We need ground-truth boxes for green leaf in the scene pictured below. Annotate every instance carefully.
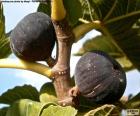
[6,99,56,116]
[76,0,140,70]
[0,3,11,58]
[84,104,120,116]
[39,82,57,104]
[78,0,95,21]
[37,1,82,27]
[37,2,51,16]
[126,92,140,108]
[75,35,134,71]
[0,107,8,116]
[63,0,82,26]
[112,28,140,71]
[75,36,121,57]
[41,105,77,116]
[77,96,99,116]
[0,85,39,105]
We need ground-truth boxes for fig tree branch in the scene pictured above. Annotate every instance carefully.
[50,0,77,106]
[0,58,53,79]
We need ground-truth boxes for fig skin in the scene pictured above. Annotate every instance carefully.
[74,51,126,104]
[10,12,56,61]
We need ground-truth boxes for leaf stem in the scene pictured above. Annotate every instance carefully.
[103,0,118,21]
[105,10,140,24]
[86,0,94,21]
[0,58,52,79]
[73,20,101,42]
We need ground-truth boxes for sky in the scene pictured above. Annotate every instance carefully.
[0,2,140,101]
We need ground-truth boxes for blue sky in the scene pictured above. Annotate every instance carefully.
[0,2,140,99]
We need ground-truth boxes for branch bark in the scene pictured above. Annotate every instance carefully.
[52,18,76,106]
[50,0,79,107]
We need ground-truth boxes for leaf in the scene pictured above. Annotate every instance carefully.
[37,0,82,27]
[114,28,140,71]
[126,92,140,108]
[37,2,51,16]
[0,85,39,105]
[77,96,99,116]
[0,3,11,58]
[79,0,96,21]
[76,0,140,70]
[63,0,82,26]
[75,36,121,57]
[6,99,56,116]
[75,35,134,71]
[41,105,77,116]
[0,107,8,116]
[84,104,120,116]
[39,82,57,104]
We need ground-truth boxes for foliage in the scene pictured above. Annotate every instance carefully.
[0,3,11,58]
[0,0,140,116]
[0,85,39,105]
[74,35,134,71]
[0,84,139,115]
[0,84,77,116]
[76,0,140,71]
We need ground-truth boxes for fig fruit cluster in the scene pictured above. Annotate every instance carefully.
[74,51,126,103]
[10,12,56,61]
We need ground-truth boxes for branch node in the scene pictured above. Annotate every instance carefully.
[52,66,70,78]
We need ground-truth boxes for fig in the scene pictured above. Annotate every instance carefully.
[74,51,126,104]
[10,12,56,61]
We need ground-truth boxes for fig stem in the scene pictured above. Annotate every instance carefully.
[0,58,53,78]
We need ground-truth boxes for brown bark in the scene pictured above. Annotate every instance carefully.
[52,18,77,106]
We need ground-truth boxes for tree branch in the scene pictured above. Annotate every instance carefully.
[52,18,75,106]
[0,58,53,79]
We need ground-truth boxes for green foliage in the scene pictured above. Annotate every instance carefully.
[0,1,140,116]
[38,0,82,27]
[0,107,8,116]
[39,82,57,103]
[0,3,11,58]
[6,99,55,116]
[0,85,39,105]
[41,105,77,116]
[84,104,120,116]
[63,0,82,26]
[0,84,139,116]
[37,2,51,16]
[0,85,77,116]
[126,92,140,108]
[75,35,134,71]
[75,0,140,71]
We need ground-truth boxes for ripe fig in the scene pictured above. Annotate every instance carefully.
[74,51,126,104]
[10,12,56,61]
